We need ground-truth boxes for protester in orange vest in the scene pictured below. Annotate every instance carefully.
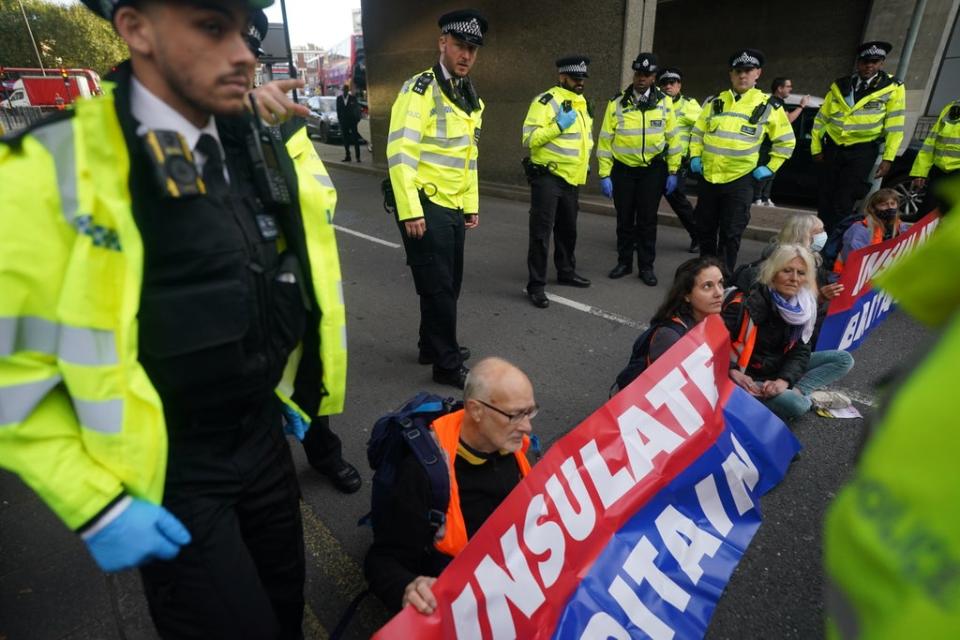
[835,188,909,273]
[364,357,536,614]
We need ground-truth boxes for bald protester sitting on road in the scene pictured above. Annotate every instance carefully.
[364,358,537,614]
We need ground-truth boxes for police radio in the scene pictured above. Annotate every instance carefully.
[246,94,292,208]
[142,130,204,198]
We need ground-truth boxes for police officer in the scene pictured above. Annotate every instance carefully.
[521,55,594,309]
[812,41,906,232]
[386,9,487,389]
[689,49,796,273]
[599,52,682,286]
[910,98,959,217]
[0,1,347,637]
[658,66,701,253]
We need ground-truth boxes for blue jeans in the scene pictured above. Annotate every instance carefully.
[763,350,855,421]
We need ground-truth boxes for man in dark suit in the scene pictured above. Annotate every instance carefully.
[336,83,362,162]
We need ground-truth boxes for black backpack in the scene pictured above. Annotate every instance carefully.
[821,213,865,271]
[358,391,462,532]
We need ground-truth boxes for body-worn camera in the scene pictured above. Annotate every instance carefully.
[142,130,204,198]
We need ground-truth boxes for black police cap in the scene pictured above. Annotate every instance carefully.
[858,41,892,60]
[632,53,658,74]
[81,0,274,20]
[556,55,590,78]
[438,9,488,46]
[657,67,683,83]
[729,48,764,69]
[246,9,268,57]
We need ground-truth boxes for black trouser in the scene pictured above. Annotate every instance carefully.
[342,120,360,159]
[664,165,698,241]
[398,194,465,371]
[919,165,957,217]
[612,159,668,270]
[695,173,754,274]
[817,137,880,233]
[527,173,579,292]
[300,415,342,471]
[753,176,773,201]
[141,399,305,640]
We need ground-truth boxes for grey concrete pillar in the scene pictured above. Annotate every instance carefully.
[620,0,658,87]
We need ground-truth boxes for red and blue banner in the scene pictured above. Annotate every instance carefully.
[816,213,940,352]
[373,316,800,639]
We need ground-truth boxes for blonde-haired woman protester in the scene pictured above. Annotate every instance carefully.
[834,188,909,273]
[724,244,854,421]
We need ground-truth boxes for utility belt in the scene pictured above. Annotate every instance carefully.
[521,156,556,184]
[163,391,278,434]
[612,154,666,175]
[824,134,881,151]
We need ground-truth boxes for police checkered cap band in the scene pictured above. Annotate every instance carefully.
[860,45,887,57]
[558,62,588,75]
[732,52,760,67]
[659,71,681,81]
[442,18,483,38]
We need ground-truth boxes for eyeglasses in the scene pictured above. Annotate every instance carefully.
[474,399,539,424]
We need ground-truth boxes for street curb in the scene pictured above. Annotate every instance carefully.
[322,159,812,243]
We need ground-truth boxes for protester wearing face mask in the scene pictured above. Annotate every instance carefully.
[835,188,909,273]
[724,244,854,421]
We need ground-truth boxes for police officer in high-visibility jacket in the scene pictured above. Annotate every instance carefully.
[658,66,702,253]
[387,9,486,389]
[599,53,681,286]
[689,49,795,273]
[521,55,594,309]
[910,98,959,217]
[812,41,906,232]
[0,1,348,637]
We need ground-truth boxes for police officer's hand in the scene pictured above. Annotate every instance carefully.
[248,79,310,125]
[555,109,577,131]
[464,214,479,229]
[84,498,191,572]
[600,177,613,199]
[664,174,678,195]
[404,218,427,239]
[752,165,774,181]
[689,157,703,175]
[911,176,926,190]
[402,575,438,615]
[874,160,892,179]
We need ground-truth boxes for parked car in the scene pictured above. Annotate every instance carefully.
[305,95,341,143]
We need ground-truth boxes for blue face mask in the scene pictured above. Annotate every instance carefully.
[810,231,828,252]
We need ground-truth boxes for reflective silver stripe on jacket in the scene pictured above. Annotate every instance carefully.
[30,119,79,227]
[885,109,905,118]
[431,79,447,138]
[703,143,761,157]
[313,173,335,189]
[468,159,478,170]
[543,142,580,157]
[388,152,419,170]
[0,376,62,425]
[0,317,117,366]
[612,144,664,156]
[709,129,761,143]
[73,397,123,434]
[388,127,422,144]
[422,134,471,148]
[546,97,562,117]
[556,132,581,141]
[935,148,960,159]
[936,135,960,145]
[596,149,613,158]
[420,151,466,168]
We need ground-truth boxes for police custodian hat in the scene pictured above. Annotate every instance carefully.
[632,53,659,74]
[81,0,274,19]
[657,67,683,83]
[858,41,893,60]
[729,48,765,69]
[556,55,590,78]
[438,9,488,46]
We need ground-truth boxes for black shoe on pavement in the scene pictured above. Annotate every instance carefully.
[688,238,700,253]
[315,458,362,494]
[342,156,352,162]
[528,290,549,308]
[557,273,591,288]
[639,269,658,286]
[418,346,471,365]
[608,263,632,279]
[433,365,469,389]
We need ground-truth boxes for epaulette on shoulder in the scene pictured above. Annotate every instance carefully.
[412,72,434,96]
[538,92,553,105]
[768,96,784,109]
[1,109,75,149]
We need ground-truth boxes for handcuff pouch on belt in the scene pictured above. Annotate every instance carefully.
[521,156,556,184]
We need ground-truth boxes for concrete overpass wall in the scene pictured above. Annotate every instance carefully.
[362,0,628,187]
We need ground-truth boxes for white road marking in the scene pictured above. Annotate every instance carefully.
[333,224,401,249]
[543,291,646,329]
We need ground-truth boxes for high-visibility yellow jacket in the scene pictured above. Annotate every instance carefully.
[689,87,796,184]
[387,67,483,221]
[597,86,681,178]
[811,72,906,162]
[910,100,960,177]
[669,94,702,157]
[0,84,346,532]
[521,85,593,186]
[824,185,960,639]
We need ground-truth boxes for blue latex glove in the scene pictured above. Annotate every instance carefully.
[690,157,703,175]
[752,165,774,181]
[665,174,678,195]
[600,177,613,199]
[281,404,311,441]
[84,498,191,572]
[555,109,577,131]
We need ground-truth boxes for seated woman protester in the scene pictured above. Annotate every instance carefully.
[723,244,854,421]
[834,188,910,274]
[613,257,725,392]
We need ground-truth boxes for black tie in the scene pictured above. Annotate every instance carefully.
[196,133,228,197]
